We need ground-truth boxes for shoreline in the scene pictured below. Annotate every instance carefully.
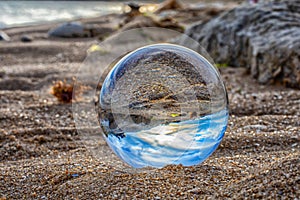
[0,0,126,30]
[1,0,242,31]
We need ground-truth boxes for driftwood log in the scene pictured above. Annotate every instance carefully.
[181,0,300,88]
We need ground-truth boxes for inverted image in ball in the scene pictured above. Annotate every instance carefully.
[99,43,228,168]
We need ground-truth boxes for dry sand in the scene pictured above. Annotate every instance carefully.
[0,4,299,199]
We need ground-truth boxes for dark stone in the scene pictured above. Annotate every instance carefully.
[48,22,114,39]
[0,70,5,78]
[181,0,300,88]
[48,22,89,38]
[21,35,33,42]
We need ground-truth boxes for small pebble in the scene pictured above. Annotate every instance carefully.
[21,35,33,42]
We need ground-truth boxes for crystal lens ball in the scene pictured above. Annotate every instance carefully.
[99,43,229,168]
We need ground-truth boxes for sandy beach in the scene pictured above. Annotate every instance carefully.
[0,1,299,199]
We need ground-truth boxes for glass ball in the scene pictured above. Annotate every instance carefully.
[99,43,228,168]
